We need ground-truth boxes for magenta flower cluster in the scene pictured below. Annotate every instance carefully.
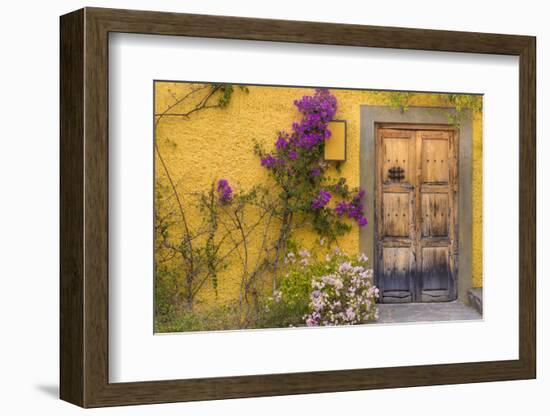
[260,154,281,168]
[311,190,332,209]
[216,179,233,204]
[260,88,337,169]
[259,88,368,232]
[292,88,337,150]
[335,190,368,227]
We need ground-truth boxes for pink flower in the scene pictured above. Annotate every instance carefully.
[306,317,317,327]
[345,308,356,320]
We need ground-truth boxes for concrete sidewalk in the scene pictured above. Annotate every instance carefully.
[375,301,482,324]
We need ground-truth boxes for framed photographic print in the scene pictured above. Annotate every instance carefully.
[60,7,536,408]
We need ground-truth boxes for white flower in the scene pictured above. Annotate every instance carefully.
[305,252,379,327]
[357,253,369,263]
[352,266,364,275]
[338,262,352,273]
[285,252,295,263]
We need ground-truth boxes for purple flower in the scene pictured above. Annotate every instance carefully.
[311,190,332,209]
[334,189,368,226]
[289,89,338,150]
[310,167,321,177]
[259,89,338,174]
[276,136,289,150]
[294,88,337,122]
[347,204,363,219]
[217,179,233,204]
[353,189,365,203]
[260,154,278,168]
[335,201,349,216]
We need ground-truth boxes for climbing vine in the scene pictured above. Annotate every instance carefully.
[374,90,482,126]
[255,88,367,290]
[155,85,372,330]
[154,83,250,316]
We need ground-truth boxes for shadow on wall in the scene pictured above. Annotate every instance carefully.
[34,384,58,399]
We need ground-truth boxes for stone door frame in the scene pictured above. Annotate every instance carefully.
[360,105,473,302]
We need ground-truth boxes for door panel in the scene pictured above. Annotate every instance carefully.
[376,129,417,302]
[375,125,458,303]
[420,247,451,302]
[382,132,415,184]
[381,247,412,303]
[421,193,449,237]
[382,193,411,237]
[421,137,449,183]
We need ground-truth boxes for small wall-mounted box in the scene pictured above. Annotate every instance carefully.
[324,120,347,162]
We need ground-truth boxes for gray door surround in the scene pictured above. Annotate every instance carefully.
[359,105,473,303]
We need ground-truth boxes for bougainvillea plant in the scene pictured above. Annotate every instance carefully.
[216,179,233,204]
[255,88,368,245]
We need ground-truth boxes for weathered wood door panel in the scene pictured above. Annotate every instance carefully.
[376,129,416,303]
[375,125,458,303]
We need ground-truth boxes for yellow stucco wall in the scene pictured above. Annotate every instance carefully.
[471,110,483,288]
[155,83,483,306]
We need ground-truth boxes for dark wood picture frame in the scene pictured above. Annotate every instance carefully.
[60,7,536,408]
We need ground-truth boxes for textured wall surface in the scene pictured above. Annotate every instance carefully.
[154,82,483,306]
[471,110,483,288]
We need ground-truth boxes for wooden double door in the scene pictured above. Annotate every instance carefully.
[375,124,458,303]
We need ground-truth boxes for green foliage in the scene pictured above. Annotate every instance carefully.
[154,263,181,320]
[376,91,413,112]
[216,84,249,108]
[154,87,373,331]
[154,82,251,317]
[257,247,379,328]
[155,177,280,326]
[156,246,379,331]
[376,91,482,126]
[443,94,483,126]
[154,181,231,315]
[254,89,365,251]
[256,265,312,328]
[155,301,243,333]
